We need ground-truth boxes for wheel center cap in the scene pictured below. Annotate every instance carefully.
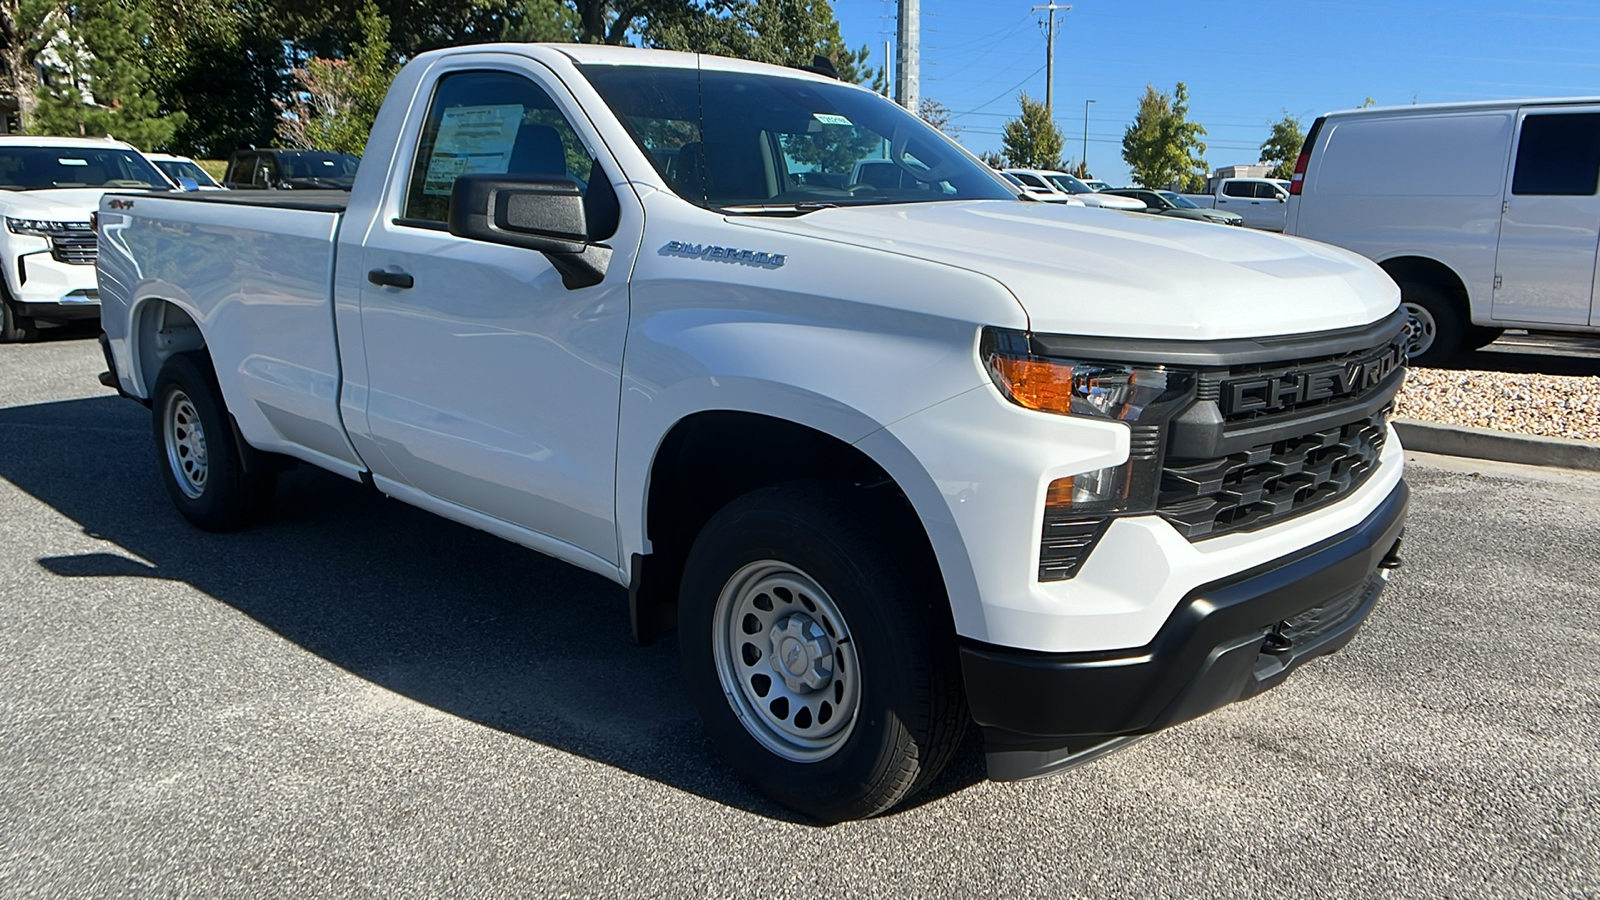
[781,638,808,676]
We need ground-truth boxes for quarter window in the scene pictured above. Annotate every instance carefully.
[1222,181,1252,197]
[404,70,595,223]
[1512,112,1600,196]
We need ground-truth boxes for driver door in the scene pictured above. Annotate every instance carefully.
[351,59,641,566]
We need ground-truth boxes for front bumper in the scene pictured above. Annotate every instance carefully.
[964,478,1408,780]
[7,248,99,322]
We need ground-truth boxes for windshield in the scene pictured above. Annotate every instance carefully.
[1158,190,1201,209]
[278,151,359,180]
[580,64,1015,211]
[1044,173,1093,194]
[154,159,219,187]
[0,146,169,191]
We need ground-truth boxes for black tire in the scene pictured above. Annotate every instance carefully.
[679,480,966,822]
[1398,282,1464,366]
[1,298,39,343]
[152,352,275,531]
[1465,325,1505,352]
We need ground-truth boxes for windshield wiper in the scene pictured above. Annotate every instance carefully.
[719,201,840,216]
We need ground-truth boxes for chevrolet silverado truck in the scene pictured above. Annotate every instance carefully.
[0,135,173,341]
[97,44,1409,822]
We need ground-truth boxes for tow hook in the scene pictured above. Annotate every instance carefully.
[1262,624,1293,655]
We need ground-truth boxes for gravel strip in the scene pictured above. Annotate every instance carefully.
[1396,367,1600,441]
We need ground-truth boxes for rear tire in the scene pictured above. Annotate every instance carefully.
[679,481,966,822]
[1464,325,1505,352]
[1,298,38,343]
[1398,282,1463,366]
[152,352,276,531]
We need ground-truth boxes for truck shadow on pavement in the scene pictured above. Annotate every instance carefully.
[1,394,984,823]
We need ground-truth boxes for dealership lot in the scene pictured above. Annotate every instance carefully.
[1,334,1596,898]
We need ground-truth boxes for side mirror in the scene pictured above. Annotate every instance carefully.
[1277,194,1287,203]
[175,176,200,192]
[448,174,611,290]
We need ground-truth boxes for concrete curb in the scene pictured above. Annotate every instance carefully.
[1393,418,1600,472]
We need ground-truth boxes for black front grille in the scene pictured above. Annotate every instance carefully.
[50,233,98,265]
[1039,517,1109,582]
[1157,411,1388,540]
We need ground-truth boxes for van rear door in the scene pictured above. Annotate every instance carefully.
[1493,108,1600,326]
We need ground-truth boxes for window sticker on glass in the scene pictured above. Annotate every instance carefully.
[58,158,89,166]
[813,113,852,127]
[422,104,525,196]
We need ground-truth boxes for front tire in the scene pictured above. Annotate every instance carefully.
[152,353,275,531]
[1,298,38,343]
[679,481,966,822]
[1399,282,1463,366]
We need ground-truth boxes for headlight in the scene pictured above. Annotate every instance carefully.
[983,327,1196,519]
[6,218,87,236]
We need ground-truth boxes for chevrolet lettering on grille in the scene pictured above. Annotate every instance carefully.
[1220,340,1406,416]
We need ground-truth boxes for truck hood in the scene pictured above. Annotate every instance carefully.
[0,187,153,220]
[736,200,1396,340]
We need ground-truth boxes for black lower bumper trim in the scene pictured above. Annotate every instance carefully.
[963,478,1408,774]
[16,301,100,321]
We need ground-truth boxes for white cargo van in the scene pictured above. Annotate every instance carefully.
[1285,98,1600,364]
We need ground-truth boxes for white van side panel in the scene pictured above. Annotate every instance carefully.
[1294,111,1515,324]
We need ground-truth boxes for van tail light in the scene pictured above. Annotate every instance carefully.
[1289,116,1326,196]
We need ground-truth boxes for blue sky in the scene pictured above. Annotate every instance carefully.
[833,0,1600,186]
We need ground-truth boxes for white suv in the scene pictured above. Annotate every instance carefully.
[1004,168,1145,209]
[0,136,171,341]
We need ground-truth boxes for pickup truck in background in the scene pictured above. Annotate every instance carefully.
[97,44,1409,822]
[1182,177,1291,231]
[222,149,360,190]
[0,135,174,341]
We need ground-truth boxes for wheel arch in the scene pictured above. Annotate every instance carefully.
[628,406,978,646]
[1375,255,1472,319]
[128,293,208,399]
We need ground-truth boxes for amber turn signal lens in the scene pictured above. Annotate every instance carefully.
[989,355,1077,414]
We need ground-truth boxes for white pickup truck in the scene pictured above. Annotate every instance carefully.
[1182,177,1292,231]
[97,44,1409,821]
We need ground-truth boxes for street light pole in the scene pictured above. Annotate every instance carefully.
[1083,99,1096,176]
[1030,3,1071,116]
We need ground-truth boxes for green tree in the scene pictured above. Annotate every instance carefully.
[31,0,183,149]
[1,0,55,131]
[1001,92,1063,169]
[1258,111,1305,181]
[148,0,285,157]
[1120,81,1207,190]
[919,96,959,138]
[276,0,396,155]
[500,0,581,41]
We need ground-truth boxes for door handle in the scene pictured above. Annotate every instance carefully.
[367,268,414,289]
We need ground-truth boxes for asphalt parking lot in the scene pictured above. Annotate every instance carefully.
[2,331,1597,898]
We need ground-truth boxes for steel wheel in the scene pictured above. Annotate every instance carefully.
[163,388,209,499]
[712,560,861,763]
[1401,300,1438,360]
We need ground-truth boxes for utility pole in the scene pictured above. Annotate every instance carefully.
[1083,98,1096,176]
[896,0,920,113]
[884,40,892,97]
[1031,3,1071,116]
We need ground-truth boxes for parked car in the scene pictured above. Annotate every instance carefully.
[145,153,224,190]
[1000,172,1085,204]
[1181,177,1289,231]
[1003,168,1145,209]
[1102,188,1245,225]
[98,43,1408,822]
[1082,178,1112,191]
[0,135,171,341]
[1286,98,1600,364]
[223,149,359,190]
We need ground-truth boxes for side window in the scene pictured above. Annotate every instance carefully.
[1015,173,1046,188]
[404,69,596,223]
[1512,112,1600,196]
[1222,181,1252,197]
[1254,181,1280,199]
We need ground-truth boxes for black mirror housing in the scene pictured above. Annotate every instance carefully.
[448,174,611,289]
